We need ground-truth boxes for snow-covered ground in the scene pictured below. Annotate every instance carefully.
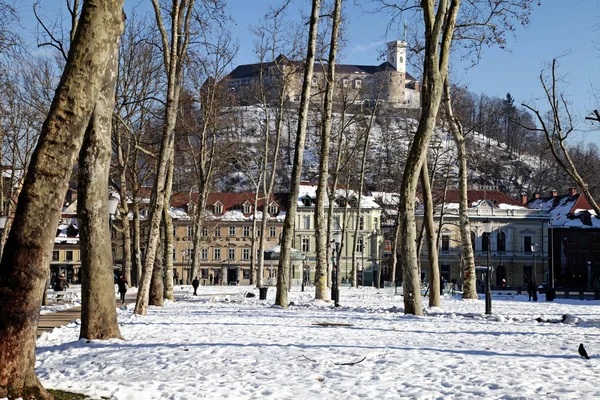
[34,286,600,399]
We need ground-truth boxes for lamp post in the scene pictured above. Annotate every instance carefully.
[108,195,119,270]
[531,243,538,301]
[587,260,592,289]
[331,231,342,307]
[482,218,493,314]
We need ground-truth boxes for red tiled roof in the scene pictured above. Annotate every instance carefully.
[170,192,288,212]
[439,190,522,207]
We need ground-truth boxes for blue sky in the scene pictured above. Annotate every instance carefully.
[20,1,600,144]
[224,0,600,144]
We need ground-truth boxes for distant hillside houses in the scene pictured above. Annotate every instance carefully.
[226,40,421,108]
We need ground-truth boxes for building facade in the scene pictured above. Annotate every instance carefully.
[528,188,600,290]
[294,183,382,285]
[416,190,551,291]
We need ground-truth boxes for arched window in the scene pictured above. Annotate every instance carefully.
[496,231,506,252]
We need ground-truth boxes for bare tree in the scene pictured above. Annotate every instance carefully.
[78,18,124,339]
[0,0,124,397]
[314,0,342,300]
[522,59,600,216]
[275,0,322,307]
[135,0,196,315]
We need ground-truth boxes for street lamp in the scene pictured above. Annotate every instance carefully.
[531,243,539,301]
[331,231,342,307]
[482,218,493,314]
[588,260,592,289]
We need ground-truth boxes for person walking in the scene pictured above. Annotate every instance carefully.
[117,275,128,305]
[527,279,535,301]
[192,277,200,296]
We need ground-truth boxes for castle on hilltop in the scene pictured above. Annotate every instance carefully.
[226,40,421,108]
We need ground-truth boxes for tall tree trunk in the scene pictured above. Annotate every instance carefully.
[163,194,175,300]
[350,93,381,288]
[0,1,124,397]
[135,0,193,315]
[275,0,322,307]
[443,81,477,299]
[160,149,175,301]
[397,0,459,316]
[78,17,124,340]
[420,161,440,307]
[149,236,164,306]
[133,202,142,287]
[314,0,342,300]
[116,126,132,285]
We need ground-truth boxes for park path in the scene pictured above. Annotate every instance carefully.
[36,289,241,337]
[37,296,135,337]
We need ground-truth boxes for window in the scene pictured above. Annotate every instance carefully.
[441,235,450,252]
[270,226,277,238]
[471,231,476,252]
[581,235,589,245]
[524,236,532,252]
[567,235,574,244]
[173,226,177,237]
[301,237,310,252]
[214,248,221,260]
[66,251,73,261]
[342,78,349,88]
[257,229,261,237]
[497,231,506,252]
[214,226,221,237]
[243,269,250,279]
[303,216,310,230]
[201,268,208,279]
[214,204,223,214]
[359,216,364,230]
[242,248,250,260]
[334,216,341,230]
[243,203,252,214]
[268,204,278,215]
[229,226,236,237]
[243,226,251,237]
[356,236,364,253]
[302,196,312,206]
[201,248,208,260]
[184,248,192,260]
[311,77,317,86]
[187,226,193,237]
[373,218,379,231]
[173,248,176,260]
[354,79,362,88]
[52,251,59,261]
[482,233,491,251]
[201,227,208,237]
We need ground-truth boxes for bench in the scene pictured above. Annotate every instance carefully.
[490,290,518,298]
[47,289,79,303]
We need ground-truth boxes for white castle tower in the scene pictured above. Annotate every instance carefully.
[386,40,406,74]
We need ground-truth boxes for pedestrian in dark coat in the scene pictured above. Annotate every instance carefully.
[527,279,535,301]
[55,273,68,291]
[117,275,128,304]
[192,277,200,296]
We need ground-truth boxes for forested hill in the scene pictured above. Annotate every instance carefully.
[198,92,600,202]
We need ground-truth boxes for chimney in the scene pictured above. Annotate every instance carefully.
[521,194,528,205]
[568,187,577,197]
[551,190,558,197]
[535,193,540,199]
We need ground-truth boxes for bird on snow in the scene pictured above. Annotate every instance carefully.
[578,343,590,359]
